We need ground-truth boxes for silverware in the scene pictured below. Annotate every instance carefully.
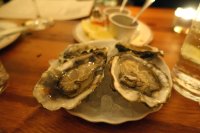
[132,0,155,24]
[0,18,54,40]
[120,0,128,12]
[0,26,27,40]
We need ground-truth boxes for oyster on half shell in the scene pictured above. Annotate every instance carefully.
[110,52,171,107]
[33,44,109,111]
[115,43,164,59]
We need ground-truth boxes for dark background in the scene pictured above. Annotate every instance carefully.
[2,0,199,8]
[123,0,199,8]
[3,0,200,8]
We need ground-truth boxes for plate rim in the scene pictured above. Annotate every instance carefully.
[73,19,154,46]
[0,21,21,50]
[65,40,172,124]
[68,105,162,125]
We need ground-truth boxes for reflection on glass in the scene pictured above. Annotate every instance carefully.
[173,7,196,34]
[172,4,200,102]
[0,61,9,94]
[24,0,54,31]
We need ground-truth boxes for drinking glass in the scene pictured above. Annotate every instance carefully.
[172,3,200,103]
[0,61,9,94]
[95,0,118,7]
[103,0,118,7]
[25,0,54,31]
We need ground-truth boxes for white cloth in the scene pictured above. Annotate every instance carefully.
[0,0,94,20]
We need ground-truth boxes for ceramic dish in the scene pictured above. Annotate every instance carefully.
[73,20,153,46]
[65,40,172,124]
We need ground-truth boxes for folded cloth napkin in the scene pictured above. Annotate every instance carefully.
[0,0,94,20]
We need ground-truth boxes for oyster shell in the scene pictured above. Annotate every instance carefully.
[110,52,171,107]
[33,43,109,110]
[33,40,171,112]
[115,43,164,59]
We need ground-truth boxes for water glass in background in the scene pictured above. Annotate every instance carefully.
[0,0,3,6]
[103,7,131,17]
[95,0,118,7]
[173,7,195,34]
[103,0,118,6]
[172,3,200,103]
[0,61,9,94]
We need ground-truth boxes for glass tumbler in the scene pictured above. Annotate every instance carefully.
[0,61,9,94]
[172,3,200,103]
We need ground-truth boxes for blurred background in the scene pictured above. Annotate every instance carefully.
[127,0,199,8]
[1,0,199,9]
[98,0,199,8]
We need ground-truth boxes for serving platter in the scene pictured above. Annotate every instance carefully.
[66,40,172,124]
[33,40,172,124]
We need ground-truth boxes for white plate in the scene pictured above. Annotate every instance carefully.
[73,20,153,46]
[67,40,172,124]
[0,21,21,50]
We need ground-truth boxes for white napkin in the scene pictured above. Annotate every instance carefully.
[0,0,94,20]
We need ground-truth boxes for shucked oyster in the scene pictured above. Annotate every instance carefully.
[110,52,171,107]
[34,40,171,112]
[115,43,164,59]
[33,44,108,110]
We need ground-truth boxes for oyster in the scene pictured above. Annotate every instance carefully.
[115,43,164,59]
[110,52,171,107]
[33,41,171,112]
[33,44,108,110]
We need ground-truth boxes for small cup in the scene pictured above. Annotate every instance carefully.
[103,7,132,27]
[108,13,138,43]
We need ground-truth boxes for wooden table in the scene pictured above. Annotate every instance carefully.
[0,7,199,133]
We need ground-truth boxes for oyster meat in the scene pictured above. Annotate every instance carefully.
[110,52,171,107]
[33,44,108,110]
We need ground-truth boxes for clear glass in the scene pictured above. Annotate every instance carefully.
[0,0,3,6]
[0,61,9,94]
[173,16,192,34]
[172,7,196,34]
[95,0,118,7]
[172,3,200,103]
[24,0,54,31]
[103,0,118,7]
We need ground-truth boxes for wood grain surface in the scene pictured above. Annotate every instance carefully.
[0,7,199,133]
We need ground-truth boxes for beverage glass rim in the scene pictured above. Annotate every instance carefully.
[103,7,131,16]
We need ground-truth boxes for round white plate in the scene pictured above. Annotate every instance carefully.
[73,20,153,46]
[66,40,172,124]
[0,21,21,50]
